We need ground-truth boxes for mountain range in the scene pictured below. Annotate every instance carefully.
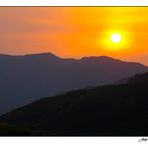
[0,52,148,114]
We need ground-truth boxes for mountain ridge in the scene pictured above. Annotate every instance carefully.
[0,52,148,69]
[0,52,147,67]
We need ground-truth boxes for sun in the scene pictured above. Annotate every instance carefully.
[98,30,129,51]
[110,33,122,43]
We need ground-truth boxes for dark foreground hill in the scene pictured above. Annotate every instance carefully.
[0,52,148,114]
[1,72,148,136]
[0,122,40,136]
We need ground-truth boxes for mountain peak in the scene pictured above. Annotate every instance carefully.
[0,52,60,59]
[24,52,60,59]
[80,55,117,62]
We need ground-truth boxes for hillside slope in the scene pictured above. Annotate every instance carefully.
[1,73,148,136]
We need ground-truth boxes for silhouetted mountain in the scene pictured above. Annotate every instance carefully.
[1,72,148,136]
[0,52,147,114]
[111,72,148,85]
[128,72,148,84]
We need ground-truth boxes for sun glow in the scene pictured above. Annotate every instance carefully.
[110,33,122,43]
[98,30,129,52]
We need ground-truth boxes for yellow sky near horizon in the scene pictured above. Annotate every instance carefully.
[0,7,148,65]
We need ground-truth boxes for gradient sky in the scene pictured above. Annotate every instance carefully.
[0,7,148,65]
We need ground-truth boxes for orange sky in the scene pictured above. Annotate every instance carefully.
[0,7,148,65]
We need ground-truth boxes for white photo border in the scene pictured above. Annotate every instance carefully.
[0,0,148,6]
